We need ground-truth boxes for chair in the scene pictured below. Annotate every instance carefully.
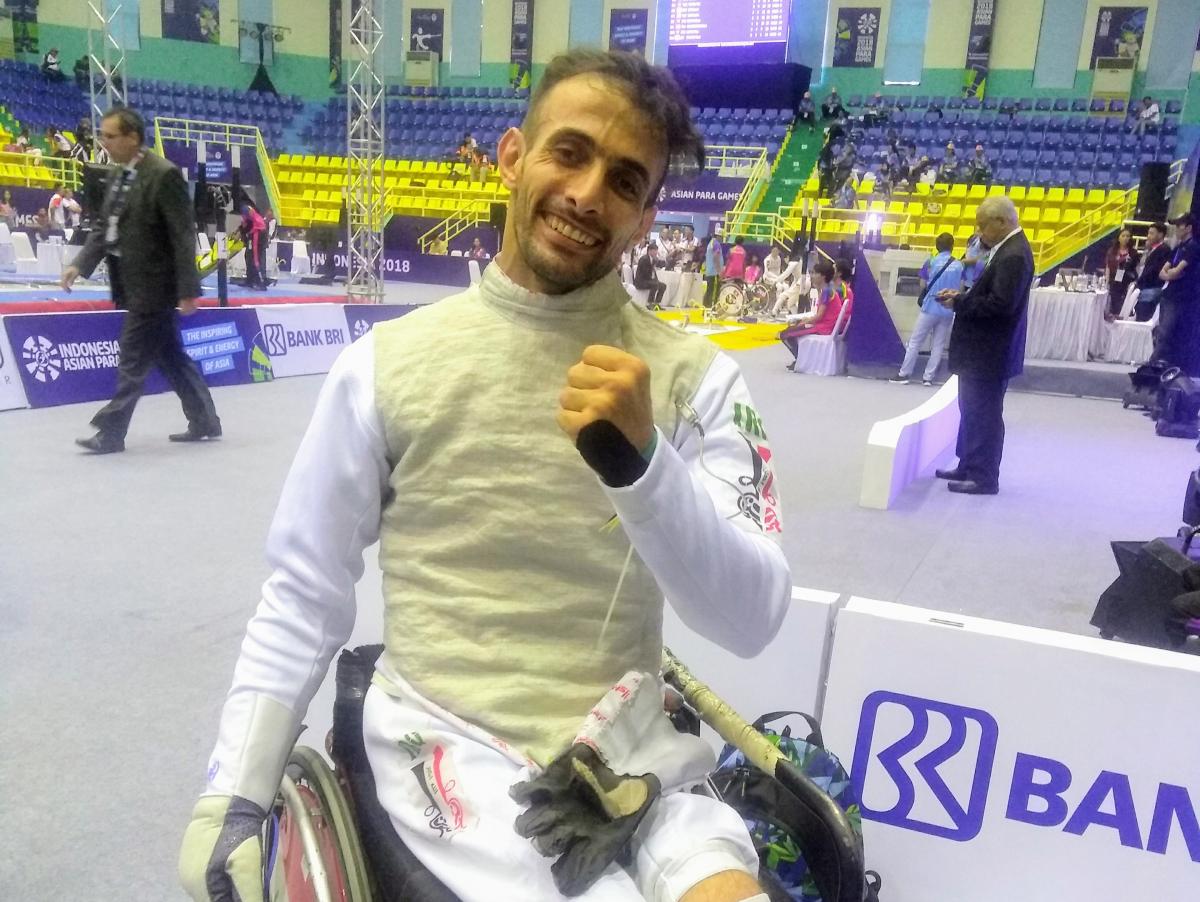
[468,259,482,285]
[0,222,14,268]
[1106,303,1157,365]
[791,297,852,376]
[11,231,38,274]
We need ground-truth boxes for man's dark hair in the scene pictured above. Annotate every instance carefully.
[1150,221,1167,236]
[936,231,954,253]
[835,257,854,280]
[813,259,835,282]
[734,236,744,245]
[523,49,705,200]
[102,107,145,143]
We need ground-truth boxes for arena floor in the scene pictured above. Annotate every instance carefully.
[2,340,1196,899]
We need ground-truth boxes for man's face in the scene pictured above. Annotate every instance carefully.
[1148,227,1163,244]
[1177,222,1193,244]
[976,211,1011,248]
[99,117,140,164]
[496,74,666,295]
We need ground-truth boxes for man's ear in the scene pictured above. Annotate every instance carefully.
[497,127,525,192]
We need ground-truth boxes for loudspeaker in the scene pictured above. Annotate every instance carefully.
[1137,162,1170,220]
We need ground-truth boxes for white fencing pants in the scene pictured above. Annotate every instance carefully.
[362,680,760,902]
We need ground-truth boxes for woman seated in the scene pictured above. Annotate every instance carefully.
[779,260,845,371]
[743,254,762,285]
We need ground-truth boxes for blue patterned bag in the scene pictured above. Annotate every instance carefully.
[712,711,881,902]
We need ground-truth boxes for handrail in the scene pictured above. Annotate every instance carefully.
[417,205,488,253]
[0,149,81,188]
[153,116,280,215]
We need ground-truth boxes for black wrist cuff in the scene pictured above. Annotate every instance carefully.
[576,420,649,488]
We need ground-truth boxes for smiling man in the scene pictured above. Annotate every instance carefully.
[181,50,789,902]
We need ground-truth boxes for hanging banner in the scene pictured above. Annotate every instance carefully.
[833,7,881,68]
[609,8,648,58]
[4,0,38,54]
[962,0,995,99]
[409,8,444,57]
[329,0,342,88]
[1089,7,1146,69]
[509,0,534,90]
[161,0,219,44]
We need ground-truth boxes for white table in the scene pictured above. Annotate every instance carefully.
[657,269,698,308]
[1024,287,1108,362]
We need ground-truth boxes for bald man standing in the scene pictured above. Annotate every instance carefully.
[935,197,1033,495]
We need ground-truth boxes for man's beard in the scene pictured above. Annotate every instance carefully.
[513,190,617,293]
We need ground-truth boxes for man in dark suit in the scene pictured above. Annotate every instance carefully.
[934,196,1033,495]
[63,107,221,454]
[633,242,667,307]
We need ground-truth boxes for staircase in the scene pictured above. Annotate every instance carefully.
[755,123,823,216]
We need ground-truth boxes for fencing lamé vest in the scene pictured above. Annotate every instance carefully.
[371,264,717,764]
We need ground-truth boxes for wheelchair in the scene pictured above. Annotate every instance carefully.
[712,279,773,320]
[265,645,870,902]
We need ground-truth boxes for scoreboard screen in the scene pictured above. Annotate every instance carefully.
[668,0,791,49]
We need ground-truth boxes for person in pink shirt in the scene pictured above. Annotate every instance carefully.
[238,202,268,290]
[722,235,747,280]
[743,254,762,284]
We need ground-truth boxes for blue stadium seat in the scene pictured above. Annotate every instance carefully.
[1089,99,1107,113]
[1015,166,1034,183]
[1065,115,1086,133]
[1043,132,1062,150]
[1165,99,1183,115]
[912,96,929,109]
[1163,116,1178,135]
[1108,99,1125,114]
[1070,98,1089,113]
[946,96,963,110]
[1076,150,1096,167]
[1084,117,1104,135]
[1034,98,1052,112]
[1018,98,1033,111]
[1052,98,1070,113]
[963,97,981,110]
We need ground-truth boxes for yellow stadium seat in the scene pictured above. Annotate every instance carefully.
[963,204,978,223]
[987,185,1006,197]
[301,171,317,185]
[1046,187,1065,204]
[1086,189,1106,205]
[887,201,904,215]
[1027,186,1045,203]
[1065,188,1085,205]
[315,155,330,170]
[315,173,331,186]
[1042,208,1062,226]
[949,184,968,200]
[1106,189,1125,203]
[917,222,935,237]
[330,174,347,187]
[882,222,900,239]
[955,224,974,241]
[384,176,399,189]
[1009,186,1027,202]
[1036,228,1054,244]
[905,202,923,216]
[868,200,885,213]
[1024,208,1041,225]
[1063,209,1082,223]
[302,188,316,201]
[944,204,962,222]
[301,154,316,168]
[383,159,399,171]
[967,184,986,200]
[914,182,932,197]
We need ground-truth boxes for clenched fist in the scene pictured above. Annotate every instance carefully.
[556,345,654,453]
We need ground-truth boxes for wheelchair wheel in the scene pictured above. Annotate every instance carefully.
[714,282,745,318]
[267,745,374,902]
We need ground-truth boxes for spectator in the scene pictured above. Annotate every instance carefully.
[0,189,16,229]
[722,235,747,280]
[48,185,81,230]
[428,233,448,256]
[1135,221,1171,322]
[939,142,959,182]
[1104,228,1140,319]
[833,257,855,313]
[863,92,887,128]
[676,223,700,271]
[821,87,846,120]
[470,147,492,182]
[1131,96,1160,136]
[892,232,963,385]
[49,127,72,158]
[1153,212,1199,370]
[462,131,477,152]
[633,243,667,307]
[968,144,991,184]
[468,236,490,260]
[797,91,817,131]
[779,259,844,370]
[703,233,723,306]
[238,202,268,290]
[874,162,893,199]
[73,56,90,91]
[32,209,52,244]
[41,47,64,82]
[833,141,857,185]
[744,254,762,284]
[14,127,30,151]
[834,175,857,209]
[914,155,937,185]
[762,245,784,289]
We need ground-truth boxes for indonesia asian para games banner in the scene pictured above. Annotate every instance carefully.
[509,0,534,90]
[833,7,880,68]
[161,0,219,44]
[1090,7,1146,69]
[962,0,995,99]
[609,8,648,58]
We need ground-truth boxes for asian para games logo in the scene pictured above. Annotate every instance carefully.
[22,335,62,382]
[732,402,781,533]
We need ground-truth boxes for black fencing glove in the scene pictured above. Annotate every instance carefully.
[511,744,661,896]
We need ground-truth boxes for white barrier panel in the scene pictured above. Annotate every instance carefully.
[820,597,1200,902]
[860,376,960,510]
[254,303,351,378]
[664,586,841,752]
[0,321,30,410]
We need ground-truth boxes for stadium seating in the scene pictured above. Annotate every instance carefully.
[834,94,1179,191]
[0,59,88,133]
[126,78,299,148]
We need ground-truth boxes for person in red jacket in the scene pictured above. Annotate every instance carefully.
[238,202,268,290]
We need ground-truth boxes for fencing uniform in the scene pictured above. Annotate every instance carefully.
[202,264,791,900]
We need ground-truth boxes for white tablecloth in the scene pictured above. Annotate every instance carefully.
[1024,288,1108,362]
[658,269,698,308]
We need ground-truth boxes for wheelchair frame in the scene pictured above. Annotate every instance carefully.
[266,645,869,902]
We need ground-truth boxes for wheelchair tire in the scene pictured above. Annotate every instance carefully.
[285,745,375,902]
[715,283,745,318]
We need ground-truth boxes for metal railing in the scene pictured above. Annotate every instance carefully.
[153,117,281,216]
[418,205,489,254]
[1029,189,1138,272]
[0,150,81,189]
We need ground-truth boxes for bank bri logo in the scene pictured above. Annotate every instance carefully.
[851,691,998,841]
